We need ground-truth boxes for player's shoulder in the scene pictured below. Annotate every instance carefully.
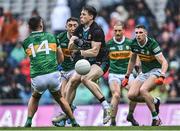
[125,37,133,43]
[90,22,103,32]
[107,38,114,45]
[148,37,158,43]
[23,36,29,43]
[131,38,137,44]
[45,32,55,37]
[23,34,32,46]
[44,32,56,41]
[147,37,159,47]
[56,31,67,39]
[76,24,84,31]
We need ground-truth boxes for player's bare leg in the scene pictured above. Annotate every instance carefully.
[126,101,139,126]
[81,64,104,99]
[81,64,111,124]
[139,76,161,126]
[65,73,81,105]
[52,73,81,126]
[126,82,139,126]
[128,79,143,101]
[60,80,68,98]
[109,80,120,126]
[51,91,79,127]
[24,91,41,127]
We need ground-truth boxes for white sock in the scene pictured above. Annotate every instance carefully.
[152,116,158,120]
[102,100,109,109]
[153,97,158,104]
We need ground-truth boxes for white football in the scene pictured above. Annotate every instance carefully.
[75,59,91,75]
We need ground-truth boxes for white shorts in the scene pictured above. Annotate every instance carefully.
[60,70,75,81]
[136,68,161,82]
[108,73,134,85]
[31,71,61,94]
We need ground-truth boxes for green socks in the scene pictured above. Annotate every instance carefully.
[128,111,133,115]
[70,118,79,127]
[152,111,158,120]
[111,116,116,123]
[24,117,32,127]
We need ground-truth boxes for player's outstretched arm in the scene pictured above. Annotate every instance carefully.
[80,41,101,57]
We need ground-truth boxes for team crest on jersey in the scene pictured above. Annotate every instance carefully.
[146,50,150,55]
[126,46,130,50]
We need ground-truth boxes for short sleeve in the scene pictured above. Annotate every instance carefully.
[151,39,162,55]
[92,29,104,42]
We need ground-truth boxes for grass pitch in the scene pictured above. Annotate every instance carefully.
[0,126,180,131]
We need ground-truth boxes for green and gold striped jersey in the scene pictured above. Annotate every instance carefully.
[56,31,75,71]
[23,31,58,78]
[131,37,162,73]
[107,36,132,74]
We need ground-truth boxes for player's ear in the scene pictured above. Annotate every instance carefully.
[144,30,148,36]
[40,20,44,30]
[90,14,94,20]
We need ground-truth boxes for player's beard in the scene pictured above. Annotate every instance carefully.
[115,35,123,42]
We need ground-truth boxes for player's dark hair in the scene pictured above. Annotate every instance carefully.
[28,16,42,31]
[82,5,97,20]
[66,17,79,24]
[135,24,147,30]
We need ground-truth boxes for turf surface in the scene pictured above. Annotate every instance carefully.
[0,126,180,131]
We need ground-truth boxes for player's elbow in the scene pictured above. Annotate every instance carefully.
[92,51,99,57]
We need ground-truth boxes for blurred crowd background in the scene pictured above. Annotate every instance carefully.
[0,0,179,105]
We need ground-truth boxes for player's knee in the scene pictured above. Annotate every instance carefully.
[81,76,89,84]
[128,92,136,101]
[72,81,79,87]
[113,92,120,100]
[32,92,41,100]
[139,88,147,96]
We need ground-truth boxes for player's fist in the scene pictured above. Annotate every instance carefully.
[155,75,165,85]
[74,39,84,48]
[121,75,129,87]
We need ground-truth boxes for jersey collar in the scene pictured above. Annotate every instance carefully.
[137,37,148,48]
[113,36,125,44]
[83,26,90,32]
[67,32,70,40]
[31,30,43,33]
